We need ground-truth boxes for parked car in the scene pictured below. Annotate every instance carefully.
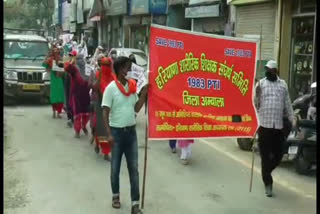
[107,48,148,71]
[4,33,50,104]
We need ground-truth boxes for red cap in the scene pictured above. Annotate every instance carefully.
[69,50,78,57]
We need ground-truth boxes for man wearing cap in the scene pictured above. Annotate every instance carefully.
[254,60,294,197]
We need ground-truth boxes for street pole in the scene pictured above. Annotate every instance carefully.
[141,15,151,208]
[249,134,257,192]
[141,115,148,209]
[258,25,262,81]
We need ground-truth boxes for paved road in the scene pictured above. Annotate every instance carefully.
[4,104,316,214]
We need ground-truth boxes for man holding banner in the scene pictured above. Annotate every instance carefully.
[102,56,148,214]
[255,60,293,197]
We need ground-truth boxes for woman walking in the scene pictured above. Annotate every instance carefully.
[92,57,115,160]
[43,45,65,118]
[177,139,194,165]
[88,54,104,146]
[64,50,91,138]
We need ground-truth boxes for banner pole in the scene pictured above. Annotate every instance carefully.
[258,25,263,79]
[141,18,151,209]
[250,25,262,192]
[141,115,148,209]
[249,133,257,192]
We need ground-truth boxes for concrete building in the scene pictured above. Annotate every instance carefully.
[229,0,317,99]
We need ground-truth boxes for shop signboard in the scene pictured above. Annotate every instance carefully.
[189,0,220,5]
[149,0,167,15]
[106,0,128,15]
[58,0,62,25]
[77,0,84,24]
[62,0,70,31]
[130,0,167,15]
[169,0,189,5]
[130,0,149,15]
[185,4,220,18]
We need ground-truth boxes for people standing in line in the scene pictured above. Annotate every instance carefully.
[42,45,65,119]
[254,60,294,197]
[89,56,115,161]
[177,139,194,165]
[169,140,177,153]
[64,50,91,138]
[102,56,147,214]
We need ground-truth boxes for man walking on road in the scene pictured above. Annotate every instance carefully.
[255,60,294,197]
[102,56,148,214]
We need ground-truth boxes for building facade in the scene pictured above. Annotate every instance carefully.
[229,0,317,99]
[51,0,316,99]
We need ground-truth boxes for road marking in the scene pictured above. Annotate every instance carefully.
[200,139,316,200]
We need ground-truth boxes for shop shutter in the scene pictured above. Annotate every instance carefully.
[194,17,225,34]
[235,2,276,60]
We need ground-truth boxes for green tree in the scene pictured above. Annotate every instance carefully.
[27,0,55,30]
[4,0,54,30]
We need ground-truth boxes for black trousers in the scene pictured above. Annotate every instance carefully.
[258,127,284,186]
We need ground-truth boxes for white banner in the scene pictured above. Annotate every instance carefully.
[85,64,94,76]
[127,63,147,93]
[52,60,65,72]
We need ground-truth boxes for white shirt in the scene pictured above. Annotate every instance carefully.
[255,77,294,129]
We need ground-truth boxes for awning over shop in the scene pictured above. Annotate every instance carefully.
[168,0,189,5]
[185,4,220,18]
[189,0,220,6]
[227,0,271,5]
[88,0,105,21]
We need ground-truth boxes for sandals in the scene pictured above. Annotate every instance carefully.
[75,132,80,138]
[112,196,121,209]
[104,154,111,161]
[90,136,94,144]
[94,145,100,154]
[131,204,143,214]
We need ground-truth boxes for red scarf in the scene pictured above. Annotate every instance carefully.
[97,57,136,96]
[95,58,115,94]
[114,76,137,96]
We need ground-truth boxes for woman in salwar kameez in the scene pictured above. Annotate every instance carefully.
[42,46,65,118]
[177,139,194,165]
[88,54,105,145]
[91,57,115,160]
[64,50,91,138]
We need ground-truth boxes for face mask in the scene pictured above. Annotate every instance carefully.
[125,72,131,80]
[265,71,277,82]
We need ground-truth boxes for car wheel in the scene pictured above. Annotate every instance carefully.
[294,154,311,175]
[4,97,15,106]
[40,96,50,105]
[237,138,253,151]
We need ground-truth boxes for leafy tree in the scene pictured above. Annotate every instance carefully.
[4,0,54,30]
